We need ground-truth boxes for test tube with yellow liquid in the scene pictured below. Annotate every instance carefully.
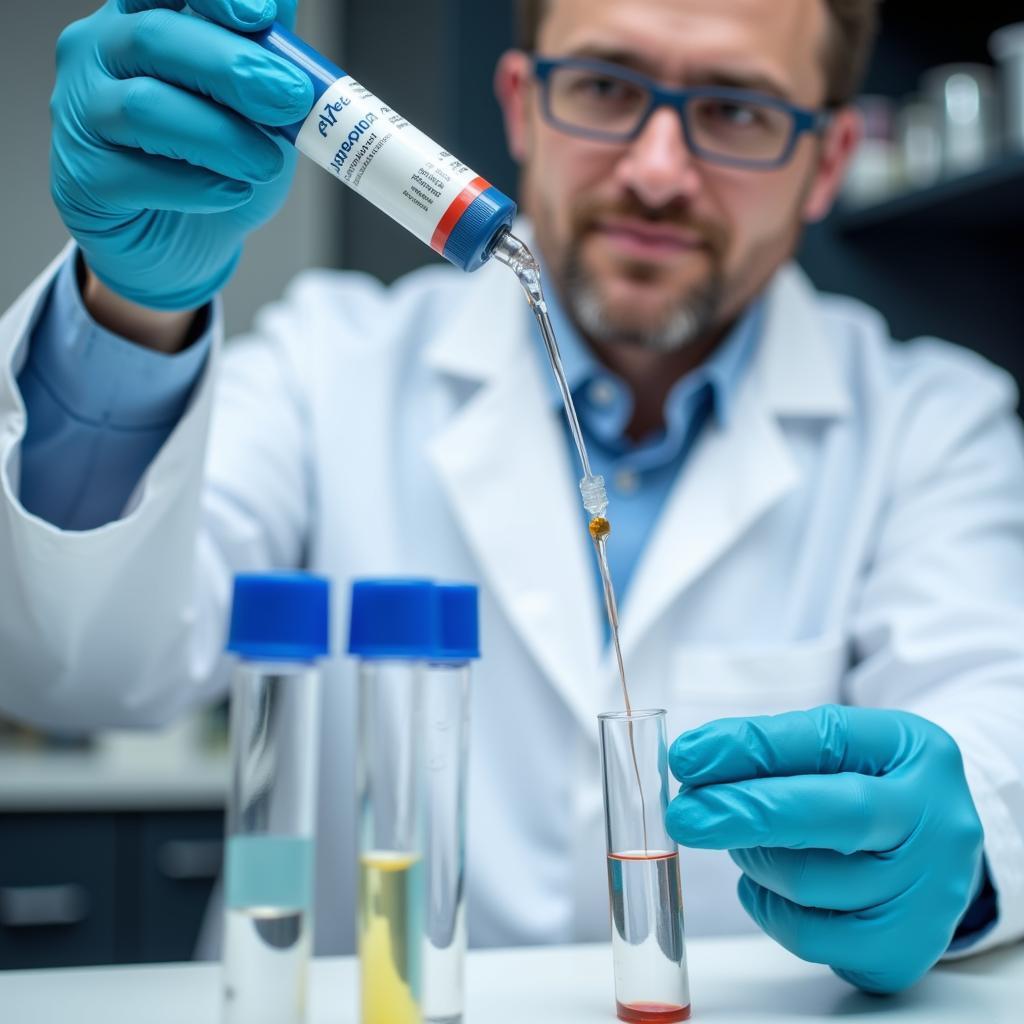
[349,580,437,1024]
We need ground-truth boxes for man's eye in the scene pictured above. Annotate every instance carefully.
[576,76,633,101]
[707,102,762,127]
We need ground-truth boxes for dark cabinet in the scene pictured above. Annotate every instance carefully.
[0,810,223,970]
[136,813,223,964]
[0,814,118,969]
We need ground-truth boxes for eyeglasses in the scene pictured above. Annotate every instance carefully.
[532,56,832,170]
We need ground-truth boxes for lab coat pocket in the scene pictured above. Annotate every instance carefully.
[667,635,849,736]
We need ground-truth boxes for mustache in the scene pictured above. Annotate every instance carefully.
[570,197,728,257]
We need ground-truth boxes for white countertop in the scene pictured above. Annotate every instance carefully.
[1,935,1022,1023]
[0,720,228,812]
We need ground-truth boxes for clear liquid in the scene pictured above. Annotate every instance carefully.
[421,667,468,1023]
[223,906,311,1024]
[359,851,424,1024]
[608,851,690,1022]
[493,230,648,850]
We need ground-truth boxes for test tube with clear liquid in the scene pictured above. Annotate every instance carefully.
[420,584,478,1024]
[222,574,328,1024]
[418,662,469,1023]
[599,710,691,1023]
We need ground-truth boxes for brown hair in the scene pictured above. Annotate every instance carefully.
[516,0,880,107]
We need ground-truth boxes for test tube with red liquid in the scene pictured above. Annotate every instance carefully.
[599,710,691,1023]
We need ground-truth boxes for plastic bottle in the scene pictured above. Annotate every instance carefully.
[252,23,517,272]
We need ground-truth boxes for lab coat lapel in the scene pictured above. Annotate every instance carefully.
[425,267,604,732]
[618,372,799,662]
[620,265,852,661]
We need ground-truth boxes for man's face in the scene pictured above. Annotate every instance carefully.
[499,0,857,351]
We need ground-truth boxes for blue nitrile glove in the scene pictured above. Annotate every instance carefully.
[49,0,313,311]
[666,705,986,994]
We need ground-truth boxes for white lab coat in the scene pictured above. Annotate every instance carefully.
[2,242,1024,959]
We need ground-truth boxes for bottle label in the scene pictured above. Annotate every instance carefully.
[296,75,491,255]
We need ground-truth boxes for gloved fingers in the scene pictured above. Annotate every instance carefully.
[729,846,918,912]
[737,876,929,993]
[67,148,254,215]
[119,0,277,32]
[118,1,300,40]
[670,705,924,787]
[90,77,286,185]
[666,771,917,854]
[102,6,312,127]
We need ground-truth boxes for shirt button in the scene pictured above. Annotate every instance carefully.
[588,379,616,408]
[614,469,640,495]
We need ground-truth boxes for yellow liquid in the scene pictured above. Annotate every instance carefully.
[359,851,424,1024]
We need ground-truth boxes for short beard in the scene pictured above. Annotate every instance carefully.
[563,248,725,354]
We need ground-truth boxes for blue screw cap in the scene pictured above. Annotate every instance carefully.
[347,579,481,661]
[443,188,517,272]
[436,583,480,662]
[348,579,439,660]
[227,572,331,662]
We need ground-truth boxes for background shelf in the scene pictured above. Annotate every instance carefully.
[837,154,1024,235]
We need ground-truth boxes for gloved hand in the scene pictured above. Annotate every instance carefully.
[50,0,314,311]
[666,705,986,994]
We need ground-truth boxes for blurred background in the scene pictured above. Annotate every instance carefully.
[1,0,1022,970]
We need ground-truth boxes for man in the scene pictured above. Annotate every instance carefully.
[1,0,1022,994]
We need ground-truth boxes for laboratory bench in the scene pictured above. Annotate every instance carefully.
[0,725,227,970]
[1,933,1022,1023]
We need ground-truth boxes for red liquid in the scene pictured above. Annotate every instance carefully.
[617,1000,691,1023]
[608,849,689,1023]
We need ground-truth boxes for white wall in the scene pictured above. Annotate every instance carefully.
[0,1,344,336]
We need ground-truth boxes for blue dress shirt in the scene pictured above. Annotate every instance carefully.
[531,280,761,605]
[17,252,213,530]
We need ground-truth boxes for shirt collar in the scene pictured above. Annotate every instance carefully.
[531,272,764,438]
[698,297,763,428]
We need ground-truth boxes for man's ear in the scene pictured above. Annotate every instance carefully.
[802,105,864,223]
[495,49,534,164]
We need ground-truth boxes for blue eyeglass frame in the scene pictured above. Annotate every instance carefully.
[532,56,833,170]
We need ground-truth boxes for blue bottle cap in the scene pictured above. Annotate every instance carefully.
[348,579,439,660]
[436,583,480,662]
[227,572,331,662]
[443,187,518,272]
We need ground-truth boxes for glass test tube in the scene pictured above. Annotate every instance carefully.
[351,580,435,1024]
[222,574,329,1024]
[421,584,478,1024]
[599,710,691,1024]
